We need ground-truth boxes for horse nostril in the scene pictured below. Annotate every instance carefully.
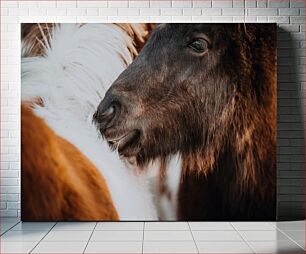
[95,101,121,132]
[102,105,115,118]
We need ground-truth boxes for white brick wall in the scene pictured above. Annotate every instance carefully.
[0,0,305,219]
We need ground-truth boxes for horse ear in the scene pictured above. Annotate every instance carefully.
[116,23,156,58]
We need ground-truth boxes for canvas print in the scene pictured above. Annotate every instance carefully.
[21,23,276,221]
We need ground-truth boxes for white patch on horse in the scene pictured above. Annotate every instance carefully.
[148,154,182,220]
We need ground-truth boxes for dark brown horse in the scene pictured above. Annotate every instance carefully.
[94,24,277,220]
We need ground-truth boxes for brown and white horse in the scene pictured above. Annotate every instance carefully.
[21,23,158,221]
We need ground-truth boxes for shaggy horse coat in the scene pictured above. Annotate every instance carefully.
[21,23,158,220]
[95,24,277,220]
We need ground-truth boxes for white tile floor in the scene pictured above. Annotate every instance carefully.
[0,218,304,253]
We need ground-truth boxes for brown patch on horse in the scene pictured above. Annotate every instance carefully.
[22,23,55,57]
[21,105,119,221]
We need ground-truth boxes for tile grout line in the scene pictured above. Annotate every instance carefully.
[187,222,199,254]
[141,221,145,254]
[83,222,97,254]
[229,222,256,254]
[29,222,57,254]
[268,221,277,229]
[276,227,305,251]
[0,220,20,236]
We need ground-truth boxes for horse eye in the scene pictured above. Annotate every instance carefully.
[188,39,208,53]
